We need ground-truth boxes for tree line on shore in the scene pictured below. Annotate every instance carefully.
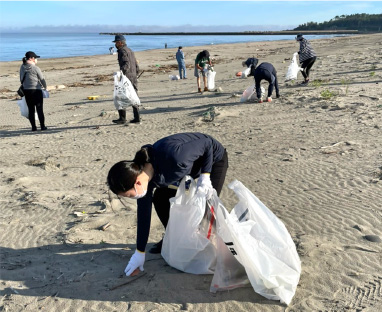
[293,13,382,32]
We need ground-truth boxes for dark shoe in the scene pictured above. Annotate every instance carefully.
[149,240,163,254]
[204,87,208,92]
[41,126,48,131]
[32,127,37,131]
[113,110,126,124]
[112,119,126,124]
[130,119,141,124]
[198,88,202,93]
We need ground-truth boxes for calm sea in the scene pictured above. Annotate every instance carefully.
[0,32,342,62]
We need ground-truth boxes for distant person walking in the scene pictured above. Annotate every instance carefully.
[109,47,115,54]
[20,51,48,131]
[296,34,316,86]
[176,46,187,79]
[113,34,141,124]
[194,50,212,93]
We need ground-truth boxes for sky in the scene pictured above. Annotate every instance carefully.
[0,1,381,32]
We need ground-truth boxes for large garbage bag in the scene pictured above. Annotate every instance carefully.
[17,97,38,120]
[240,84,265,102]
[207,69,216,91]
[113,71,140,110]
[161,176,217,274]
[285,52,302,82]
[210,181,301,305]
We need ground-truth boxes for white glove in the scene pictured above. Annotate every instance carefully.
[124,249,145,276]
[196,173,213,199]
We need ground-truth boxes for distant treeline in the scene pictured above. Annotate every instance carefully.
[294,13,382,32]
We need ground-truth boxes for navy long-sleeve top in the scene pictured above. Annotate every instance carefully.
[136,132,225,252]
[254,62,280,99]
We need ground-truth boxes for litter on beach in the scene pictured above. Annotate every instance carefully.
[87,96,100,100]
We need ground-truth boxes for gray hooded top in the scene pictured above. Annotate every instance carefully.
[20,63,47,90]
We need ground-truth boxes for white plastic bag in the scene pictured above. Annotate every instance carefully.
[207,70,216,91]
[210,228,250,293]
[285,52,302,82]
[17,97,38,120]
[211,181,301,305]
[113,71,140,110]
[161,176,217,274]
[240,84,265,102]
[241,67,251,79]
[17,97,29,118]
[169,74,180,80]
[42,90,50,98]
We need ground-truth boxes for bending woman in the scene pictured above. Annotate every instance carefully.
[107,132,228,276]
[20,51,48,131]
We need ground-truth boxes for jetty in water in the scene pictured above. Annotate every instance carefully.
[100,30,359,36]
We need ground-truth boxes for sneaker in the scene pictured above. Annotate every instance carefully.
[266,97,272,102]
[204,87,208,92]
[130,119,141,124]
[258,98,263,103]
[112,119,126,124]
[149,239,163,254]
[41,126,48,131]
[198,88,202,93]
[32,127,37,131]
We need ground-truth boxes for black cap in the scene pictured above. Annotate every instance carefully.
[296,34,304,41]
[112,34,126,42]
[178,46,182,49]
[25,51,40,59]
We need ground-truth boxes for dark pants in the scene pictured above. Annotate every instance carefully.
[301,56,316,80]
[153,150,229,228]
[24,89,45,130]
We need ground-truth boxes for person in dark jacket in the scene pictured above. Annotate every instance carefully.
[112,34,141,124]
[296,34,317,86]
[253,62,280,103]
[107,132,228,276]
[242,57,259,77]
[20,51,48,131]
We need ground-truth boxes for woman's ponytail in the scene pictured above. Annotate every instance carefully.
[133,147,150,170]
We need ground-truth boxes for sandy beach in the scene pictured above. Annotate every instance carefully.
[1,33,381,311]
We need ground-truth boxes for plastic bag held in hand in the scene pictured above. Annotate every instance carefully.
[196,173,213,199]
[124,250,145,276]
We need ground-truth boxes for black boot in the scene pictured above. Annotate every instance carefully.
[130,105,141,123]
[149,239,163,254]
[113,110,126,124]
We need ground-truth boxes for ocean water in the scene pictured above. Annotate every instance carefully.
[0,32,342,62]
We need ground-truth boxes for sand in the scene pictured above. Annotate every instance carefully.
[1,33,381,312]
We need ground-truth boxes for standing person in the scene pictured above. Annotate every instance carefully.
[194,50,212,93]
[20,51,48,131]
[296,34,317,86]
[112,34,141,124]
[253,62,280,103]
[176,46,187,79]
[107,132,228,276]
